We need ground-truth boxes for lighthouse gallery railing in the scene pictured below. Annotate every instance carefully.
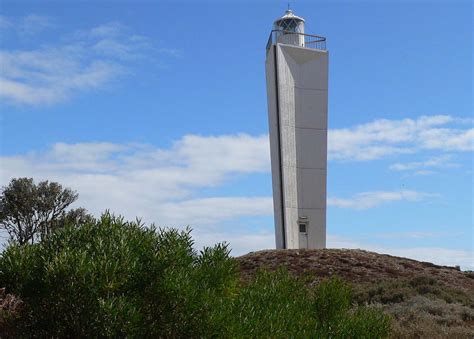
[266,30,327,53]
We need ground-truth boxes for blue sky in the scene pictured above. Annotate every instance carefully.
[1,1,472,268]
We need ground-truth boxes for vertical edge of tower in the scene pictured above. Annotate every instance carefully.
[275,44,300,249]
[265,45,285,249]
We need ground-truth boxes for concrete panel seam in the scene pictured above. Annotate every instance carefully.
[294,86,328,91]
[296,167,326,170]
[274,44,287,249]
[294,127,327,131]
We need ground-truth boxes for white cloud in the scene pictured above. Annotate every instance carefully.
[0,19,166,105]
[87,22,124,38]
[327,190,438,210]
[157,48,182,57]
[419,127,474,151]
[389,154,459,173]
[174,134,270,175]
[0,14,54,35]
[329,115,473,161]
[383,247,473,270]
[0,56,121,105]
[158,197,273,226]
[374,231,464,240]
[18,14,55,36]
[0,15,12,29]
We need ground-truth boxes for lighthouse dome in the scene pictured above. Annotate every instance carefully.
[273,9,305,33]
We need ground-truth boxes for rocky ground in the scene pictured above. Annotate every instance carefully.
[237,249,474,338]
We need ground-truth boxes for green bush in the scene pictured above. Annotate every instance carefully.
[225,270,391,338]
[0,213,392,337]
[0,213,236,337]
[226,269,315,337]
[224,269,391,338]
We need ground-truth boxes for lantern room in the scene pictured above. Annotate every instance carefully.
[273,9,305,46]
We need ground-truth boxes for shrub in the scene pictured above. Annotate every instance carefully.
[226,269,316,337]
[0,213,236,337]
[225,271,391,338]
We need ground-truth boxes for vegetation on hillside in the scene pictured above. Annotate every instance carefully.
[0,213,391,337]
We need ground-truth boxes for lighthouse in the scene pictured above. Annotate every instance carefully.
[265,9,328,249]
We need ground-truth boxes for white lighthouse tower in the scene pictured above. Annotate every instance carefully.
[265,9,328,249]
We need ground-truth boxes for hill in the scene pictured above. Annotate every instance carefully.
[237,249,474,338]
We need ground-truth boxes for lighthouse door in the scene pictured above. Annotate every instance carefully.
[298,222,308,248]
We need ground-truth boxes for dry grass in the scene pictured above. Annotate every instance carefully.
[387,296,474,338]
[237,249,474,338]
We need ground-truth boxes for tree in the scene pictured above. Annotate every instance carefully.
[0,178,88,245]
